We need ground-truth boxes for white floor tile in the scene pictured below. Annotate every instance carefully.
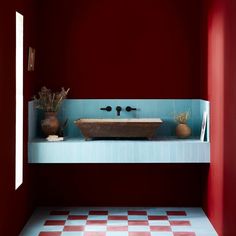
[20,207,218,236]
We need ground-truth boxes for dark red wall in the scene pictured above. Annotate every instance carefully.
[32,164,208,207]
[31,0,208,210]
[222,2,236,236]
[0,1,37,235]
[37,0,203,98]
[205,0,225,234]
[223,0,236,232]
[205,0,236,235]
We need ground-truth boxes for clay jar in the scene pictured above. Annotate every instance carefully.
[41,112,60,137]
[176,123,191,138]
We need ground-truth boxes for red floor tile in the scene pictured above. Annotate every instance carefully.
[148,215,168,220]
[20,207,216,236]
[50,211,69,215]
[84,233,106,236]
[170,220,191,226]
[173,233,196,236]
[39,233,61,236]
[167,211,187,216]
[108,215,128,220]
[150,226,172,231]
[67,215,87,220]
[86,220,107,225]
[63,226,85,231]
[128,220,149,226]
[129,233,151,236]
[107,226,128,231]
[89,211,108,215]
[128,211,147,215]
[44,220,65,226]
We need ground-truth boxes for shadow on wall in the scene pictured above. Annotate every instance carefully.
[32,164,209,207]
[36,0,203,98]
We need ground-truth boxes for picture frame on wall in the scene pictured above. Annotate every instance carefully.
[28,47,35,71]
[200,111,208,142]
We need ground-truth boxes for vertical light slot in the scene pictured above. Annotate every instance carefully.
[15,12,24,190]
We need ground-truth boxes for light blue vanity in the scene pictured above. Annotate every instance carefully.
[28,99,210,163]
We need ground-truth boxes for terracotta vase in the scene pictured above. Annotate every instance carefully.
[176,123,191,138]
[41,112,60,137]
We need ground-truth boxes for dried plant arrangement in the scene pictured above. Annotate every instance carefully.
[175,111,190,124]
[34,86,70,112]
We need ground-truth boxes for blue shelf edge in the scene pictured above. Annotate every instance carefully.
[28,138,210,164]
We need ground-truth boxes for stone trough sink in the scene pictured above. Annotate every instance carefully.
[74,118,163,140]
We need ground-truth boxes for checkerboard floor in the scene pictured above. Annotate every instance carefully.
[20,207,217,236]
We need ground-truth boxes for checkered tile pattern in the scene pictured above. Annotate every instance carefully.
[38,209,196,236]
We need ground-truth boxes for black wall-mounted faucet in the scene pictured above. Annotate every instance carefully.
[126,106,137,112]
[100,106,112,112]
[116,106,122,116]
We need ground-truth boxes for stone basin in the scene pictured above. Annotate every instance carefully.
[74,118,163,140]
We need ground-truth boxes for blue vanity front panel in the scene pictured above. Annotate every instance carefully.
[28,138,210,163]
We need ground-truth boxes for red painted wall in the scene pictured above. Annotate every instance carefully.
[206,0,236,235]
[36,0,203,98]
[0,1,37,235]
[221,0,236,235]
[206,0,225,234]
[31,0,208,209]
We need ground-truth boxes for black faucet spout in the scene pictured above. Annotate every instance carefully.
[116,106,122,116]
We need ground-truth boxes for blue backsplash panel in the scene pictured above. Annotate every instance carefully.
[28,99,210,141]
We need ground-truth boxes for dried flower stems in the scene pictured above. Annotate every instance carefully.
[175,111,190,124]
[34,87,70,112]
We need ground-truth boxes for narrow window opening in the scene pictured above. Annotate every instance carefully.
[15,12,24,190]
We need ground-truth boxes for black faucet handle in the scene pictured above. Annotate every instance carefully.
[116,106,122,116]
[126,106,137,112]
[100,106,112,112]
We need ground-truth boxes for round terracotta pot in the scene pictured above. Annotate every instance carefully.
[176,123,191,138]
[41,112,60,137]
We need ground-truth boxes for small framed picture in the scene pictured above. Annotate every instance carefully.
[28,47,35,71]
[200,111,208,142]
